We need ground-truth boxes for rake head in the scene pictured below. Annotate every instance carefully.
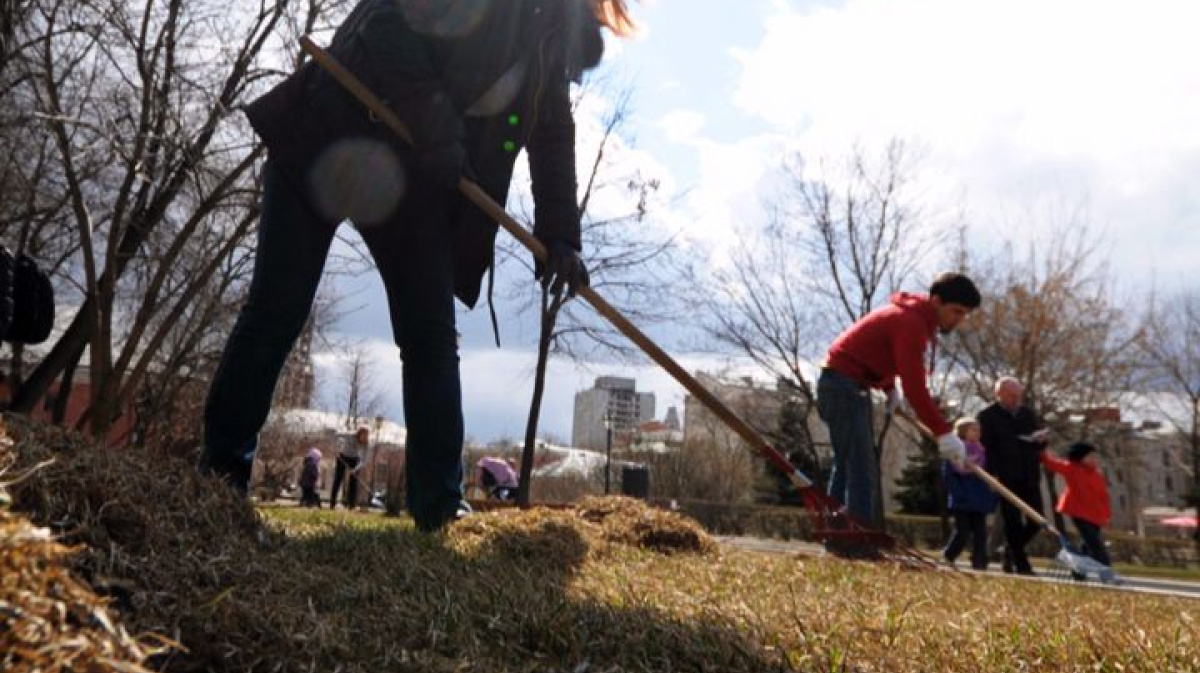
[796,486,938,569]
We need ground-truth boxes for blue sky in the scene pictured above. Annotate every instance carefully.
[316,0,1200,444]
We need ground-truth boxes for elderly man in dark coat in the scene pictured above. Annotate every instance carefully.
[978,376,1049,574]
[200,0,637,532]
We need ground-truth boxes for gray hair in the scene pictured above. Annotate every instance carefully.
[994,376,1023,395]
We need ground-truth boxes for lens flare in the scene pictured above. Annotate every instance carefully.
[308,138,406,227]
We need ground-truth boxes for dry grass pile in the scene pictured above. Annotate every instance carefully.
[2,413,300,671]
[0,509,166,672]
[575,494,718,555]
[0,418,165,673]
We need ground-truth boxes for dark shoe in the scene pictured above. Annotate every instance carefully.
[1015,567,1037,577]
[415,500,473,534]
[197,448,252,495]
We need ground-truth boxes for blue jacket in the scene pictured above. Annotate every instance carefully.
[943,441,996,513]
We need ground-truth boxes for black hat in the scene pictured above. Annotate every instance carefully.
[1067,442,1097,462]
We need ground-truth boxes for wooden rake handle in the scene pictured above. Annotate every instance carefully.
[894,409,1060,537]
[297,36,812,490]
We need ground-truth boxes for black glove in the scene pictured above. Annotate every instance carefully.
[535,241,589,298]
[414,141,470,192]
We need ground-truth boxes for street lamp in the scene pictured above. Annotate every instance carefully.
[370,415,383,499]
[604,411,613,495]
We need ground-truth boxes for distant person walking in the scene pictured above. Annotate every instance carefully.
[298,447,323,508]
[1041,441,1112,569]
[940,418,997,570]
[330,427,369,510]
[817,272,980,554]
[977,377,1049,575]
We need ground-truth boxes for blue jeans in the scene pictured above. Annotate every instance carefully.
[816,368,880,528]
[202,159,464,528]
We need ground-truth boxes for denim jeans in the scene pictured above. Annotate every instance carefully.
[203,158,465,528]
[816,368,880,528]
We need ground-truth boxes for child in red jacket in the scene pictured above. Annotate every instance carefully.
[1040,441,1111,567]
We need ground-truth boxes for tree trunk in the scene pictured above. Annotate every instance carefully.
[50,345,82,425]
[518,290,560,508]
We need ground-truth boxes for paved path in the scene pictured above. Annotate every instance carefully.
[716,535,1200,599]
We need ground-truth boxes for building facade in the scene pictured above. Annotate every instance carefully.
[572,376,655,450]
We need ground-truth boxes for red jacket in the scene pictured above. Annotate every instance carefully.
[825,292,949,436]
[1040,453,1111,526]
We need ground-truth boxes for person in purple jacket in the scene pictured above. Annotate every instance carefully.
[941,417,997,570]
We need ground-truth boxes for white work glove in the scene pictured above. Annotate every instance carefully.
[1023,428,1050,444]
[885,388,909,415]
[936,433,967,465]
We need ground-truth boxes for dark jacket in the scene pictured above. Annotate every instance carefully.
[977,402,1043,486]
[244,0,602,307]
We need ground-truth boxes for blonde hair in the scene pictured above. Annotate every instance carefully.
[953,417,978,439]
[590,0,639,37]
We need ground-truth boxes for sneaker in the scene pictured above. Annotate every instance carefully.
[454,500,473,520]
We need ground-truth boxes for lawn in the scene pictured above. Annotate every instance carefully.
[4,416,1199,673]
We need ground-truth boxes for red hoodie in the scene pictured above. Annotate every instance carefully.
[1040,453,1111,526]
[824,292,949,436]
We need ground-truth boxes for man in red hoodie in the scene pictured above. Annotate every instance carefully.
[818,272,981,540]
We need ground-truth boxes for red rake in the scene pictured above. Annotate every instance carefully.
[298,36,938,570]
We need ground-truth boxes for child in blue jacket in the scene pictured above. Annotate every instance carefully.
[941,417,997,570]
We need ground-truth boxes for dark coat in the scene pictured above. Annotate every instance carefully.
[243,0,602,307]
[977,402,1043,488]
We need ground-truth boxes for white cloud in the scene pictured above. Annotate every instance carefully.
[657,108,707,142]
[723,0,1200,281]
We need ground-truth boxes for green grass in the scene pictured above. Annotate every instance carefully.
[241,505,1200,673]
[7,407,1198,673]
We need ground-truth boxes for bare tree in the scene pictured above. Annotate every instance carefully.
[0,0,353,441]
[329,344,388,432]
[697,138,944,512]
[945,218,1139,418]
[1140,288,1200,553]
[495,82,682,506]
[942,211,1141,529]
